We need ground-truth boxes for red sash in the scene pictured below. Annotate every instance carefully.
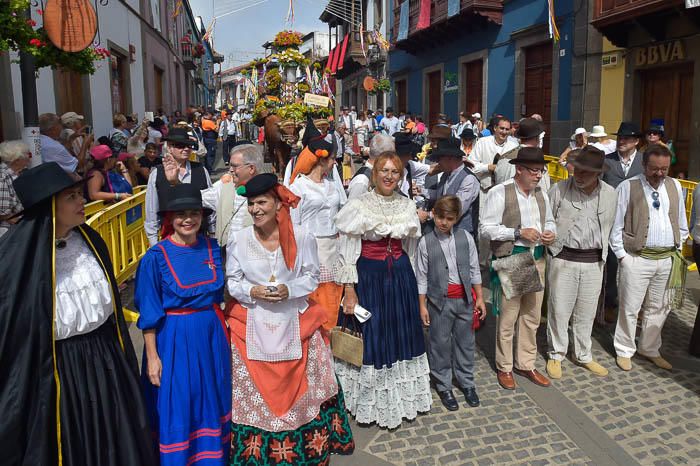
[360,238,403,261]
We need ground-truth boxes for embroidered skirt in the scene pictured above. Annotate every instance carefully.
[56,318,156,466]
[142,308,232,466]
[335,253,432,429]
[229,392,355,465]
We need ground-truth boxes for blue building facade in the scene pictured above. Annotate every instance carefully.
[387,0,594,153]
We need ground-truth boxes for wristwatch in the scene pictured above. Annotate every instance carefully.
[513,228,521,240]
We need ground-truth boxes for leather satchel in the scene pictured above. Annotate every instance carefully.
[331,315,364,367]
[491,251,543,299]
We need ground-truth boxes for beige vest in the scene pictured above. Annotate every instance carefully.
[622,177,680,254]
[491,182,546,258]
[215,182,252,245]
[548,178,617,260]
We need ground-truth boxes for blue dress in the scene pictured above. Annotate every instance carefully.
[135,235,231,466]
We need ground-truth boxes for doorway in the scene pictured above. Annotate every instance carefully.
[462,59,483,116]
[426,70,442,128]
[639,63,693,175]
[524,42,552,152]
[395,79,407,113]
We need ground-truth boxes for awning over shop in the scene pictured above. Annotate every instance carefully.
[328,33,349,74]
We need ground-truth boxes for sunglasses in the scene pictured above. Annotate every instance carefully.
[170,142,191,149]
[651,191,660,210]
[647,131,662,136]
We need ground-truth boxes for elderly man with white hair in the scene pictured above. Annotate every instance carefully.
[347,133,395,199]
[39,113,92,174]
[0,140,31,237]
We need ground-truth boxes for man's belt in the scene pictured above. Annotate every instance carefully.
[555,246,602,263]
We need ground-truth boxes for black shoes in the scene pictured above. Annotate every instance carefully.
[461,386,480,407]
[437,390,459,411]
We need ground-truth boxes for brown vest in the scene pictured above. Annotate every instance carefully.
[622,177,680,254]
[491,182,546,257]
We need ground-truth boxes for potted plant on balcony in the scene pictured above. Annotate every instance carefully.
[368,78,391,95]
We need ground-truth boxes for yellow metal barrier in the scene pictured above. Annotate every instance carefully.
[86,189,149,285]
[85,185,147,219]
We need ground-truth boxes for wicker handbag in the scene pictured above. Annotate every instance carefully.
[331,315,364,367]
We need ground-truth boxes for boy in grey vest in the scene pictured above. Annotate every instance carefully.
[416,196,486,411]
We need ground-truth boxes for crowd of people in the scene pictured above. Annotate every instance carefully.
[1,103,700,466]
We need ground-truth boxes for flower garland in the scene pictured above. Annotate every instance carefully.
[273,30,303,48]
[0,0,108,75]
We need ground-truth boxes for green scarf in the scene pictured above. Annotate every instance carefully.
[639,247,689,309]
[490,245,545,316]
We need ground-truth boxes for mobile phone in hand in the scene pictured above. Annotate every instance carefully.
[84,125,92,134]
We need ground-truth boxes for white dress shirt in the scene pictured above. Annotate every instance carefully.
[415,228,481,294]
[468,135,518,189]
[620,150,638,177]
[144,161,213,246]
[380,116,401,135]
[347,161,373,200]
[40,135,78,173]
[479,179,557,247]
[610,175,688,259]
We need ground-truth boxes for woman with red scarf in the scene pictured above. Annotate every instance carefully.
[225,173,354,464]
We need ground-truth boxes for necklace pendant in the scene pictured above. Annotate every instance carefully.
[269,274,276,282]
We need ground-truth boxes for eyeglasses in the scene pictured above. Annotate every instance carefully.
[651,191,660,210]
[230,162,252,171]
[379,168,401,177]
[524,166,547,175]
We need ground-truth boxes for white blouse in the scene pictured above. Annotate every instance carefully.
[55,231,113,340]
[226,225,320,314]
[334,190,422,284]
[289,175,347,237]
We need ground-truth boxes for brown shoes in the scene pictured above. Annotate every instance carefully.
[497,370,517,390]
[513,368,551,387]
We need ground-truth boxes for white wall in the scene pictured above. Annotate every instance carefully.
[7,2,145,138]
[89,1,146,136]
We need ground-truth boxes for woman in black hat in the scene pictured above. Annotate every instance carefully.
[0,162,155,465]
[225,173,355,464]
[134,183,231,466]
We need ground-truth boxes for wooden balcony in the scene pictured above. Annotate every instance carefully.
[591,0,691,47]
[392,0,503,54]
[592,0,683,28]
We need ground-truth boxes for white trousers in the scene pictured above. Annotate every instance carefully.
[614,254,672,358]
[546,257,603,363]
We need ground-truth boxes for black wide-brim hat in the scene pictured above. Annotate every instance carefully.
[158,183,212,216]
[613,122,643,138]
[429,137,463,161]
[162,127,198,148]
[12,162,88,213]
[239,173,279,198]
[459,127,476,140]
[509,146,546,165]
